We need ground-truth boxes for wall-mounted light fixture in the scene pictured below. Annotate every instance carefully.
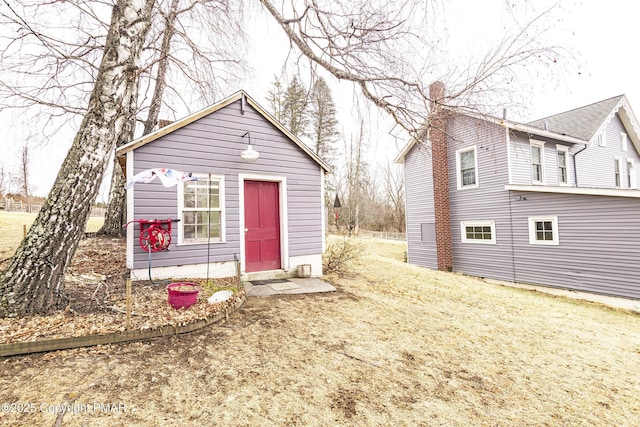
[241,131,259,163]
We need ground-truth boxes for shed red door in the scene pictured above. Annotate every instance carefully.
[244,181,281,272]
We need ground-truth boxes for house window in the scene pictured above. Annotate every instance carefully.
[178,174,225,244]
[528,216,559,245]
[456,146,478,189]
[597,132,607,147]
[460,221,496,244]
[621,133,628,152]
[530,141,545,184]
[628,159,637,189]
[556,145,568,185]
[614,158,622,188]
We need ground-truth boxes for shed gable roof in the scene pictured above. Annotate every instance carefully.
[116,90,331,172]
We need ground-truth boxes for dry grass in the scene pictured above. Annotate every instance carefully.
[0,212,104,261]
[1,237,640,426]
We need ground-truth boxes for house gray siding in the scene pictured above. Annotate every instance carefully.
[130,99,323,270]
[575,113,640,188]
[447,115,515,282]
[509,131,578,186]
[403,141,437,269]
[509,190,640,299]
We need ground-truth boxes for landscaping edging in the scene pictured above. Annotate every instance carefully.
[0,293,246,357]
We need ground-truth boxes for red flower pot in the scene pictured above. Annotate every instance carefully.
[167,282,200,309]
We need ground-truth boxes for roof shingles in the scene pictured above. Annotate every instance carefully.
[527,95,624,140]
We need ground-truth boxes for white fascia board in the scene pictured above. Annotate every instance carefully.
[505,184,640,198]
[442,107,588,145]
[506,122,587,145]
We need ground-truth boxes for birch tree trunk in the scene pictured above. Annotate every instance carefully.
[99,0,178,236]
[99,165,128,237]
[0,0,155,318]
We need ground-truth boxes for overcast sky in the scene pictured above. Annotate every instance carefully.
[1,0,639,198]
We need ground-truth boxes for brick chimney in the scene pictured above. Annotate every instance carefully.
[429,81,453,272]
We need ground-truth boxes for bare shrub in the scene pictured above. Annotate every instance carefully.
[323,237,364,274]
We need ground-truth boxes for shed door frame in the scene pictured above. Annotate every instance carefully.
[238,173,288,273]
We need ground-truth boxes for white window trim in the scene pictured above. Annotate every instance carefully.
[627,158,637,189]
[555,144,569,186]
[460,220,496,244]
[528,216,559,246]
[177,173,226,245]
[456,145,479,190]
[621,132,628,152]
[530,140,546,185]
[614,157,622,188]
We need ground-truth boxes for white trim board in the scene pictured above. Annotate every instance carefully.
[505,184,640,198]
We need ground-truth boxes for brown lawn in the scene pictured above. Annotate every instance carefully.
[1,236,640,426]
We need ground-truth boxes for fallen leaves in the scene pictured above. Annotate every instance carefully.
[0,237,244,345]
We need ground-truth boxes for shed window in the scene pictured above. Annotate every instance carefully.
[456,146,478,189]
[178,174,225,244]
[528,216,559,245]
[460,221,496,244]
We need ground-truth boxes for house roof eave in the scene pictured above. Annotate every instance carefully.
[505,122,588,145]
[616,96,640,155]
[394,127,427,163]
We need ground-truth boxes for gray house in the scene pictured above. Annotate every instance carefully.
[116,90,330,281]
[396,84,640,299]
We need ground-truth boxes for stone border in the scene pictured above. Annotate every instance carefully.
[0,294,246,358]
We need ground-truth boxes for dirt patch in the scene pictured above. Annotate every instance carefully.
[1,237,640,426]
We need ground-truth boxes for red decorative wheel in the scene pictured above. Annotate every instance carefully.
[139,224,171,252]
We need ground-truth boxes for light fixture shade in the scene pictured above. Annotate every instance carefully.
[241,144,260,163]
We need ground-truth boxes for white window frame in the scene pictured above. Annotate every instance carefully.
[627,158,637,189]
[556,145,569,186]
[530,140,546,184]
[456,146,479,190]
[528,216,559,246]
[177,173,226,245]
[614,157,622,188]
[597,131,607,147]
[621,132,628,152]
[460,221,496,244]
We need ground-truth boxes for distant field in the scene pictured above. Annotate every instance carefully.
[0,212,104,260]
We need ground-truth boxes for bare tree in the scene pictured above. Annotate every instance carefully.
[12,144,30,197]
[338,120,370,235]
[0,164,7,198]
[381,162,405,232]
[1,0,248,236]
[266,75,285,121]
[0,0,154,317]
[99,0,249,235]
[20,144,29,197]
[259,0,563,137]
